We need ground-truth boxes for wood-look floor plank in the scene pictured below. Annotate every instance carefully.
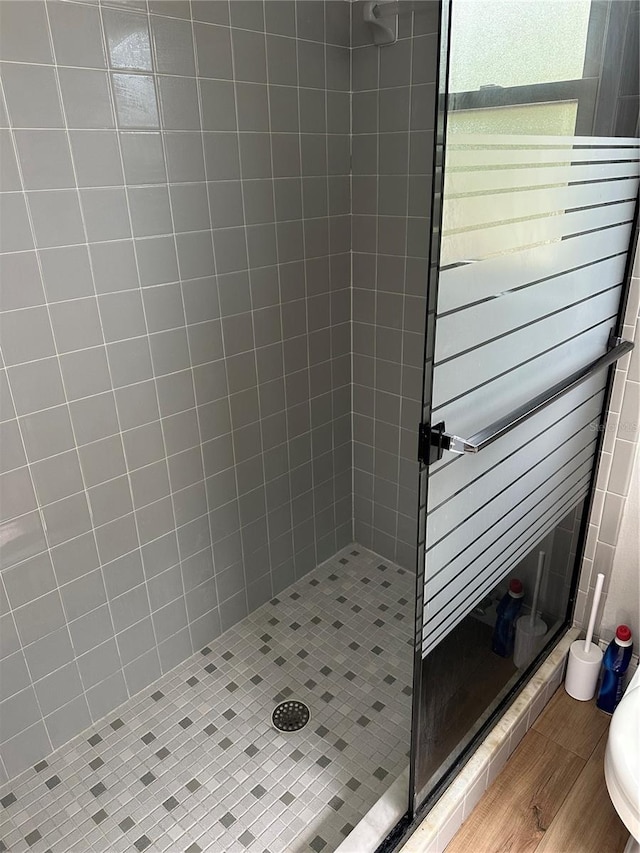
[446,729,585,853]
[533,688,610,759]
[534,733,628,853]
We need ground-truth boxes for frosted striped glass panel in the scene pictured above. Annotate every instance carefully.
[440,221,635,313]
[422,135,640,658]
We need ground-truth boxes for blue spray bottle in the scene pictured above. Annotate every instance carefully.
[492,578,524,658]
[596,625,633,713]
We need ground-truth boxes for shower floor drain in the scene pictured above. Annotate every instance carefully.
[272,700,310,732]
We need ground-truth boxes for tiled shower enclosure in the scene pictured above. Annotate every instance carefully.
[0,0,437,849]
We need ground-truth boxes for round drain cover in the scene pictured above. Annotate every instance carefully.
[272,700,310,732]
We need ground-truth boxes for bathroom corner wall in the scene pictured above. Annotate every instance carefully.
[0,0,351,780]
[575,247,640,642]
[350,1,439,569]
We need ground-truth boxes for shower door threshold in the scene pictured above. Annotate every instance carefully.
[335,766,409,853]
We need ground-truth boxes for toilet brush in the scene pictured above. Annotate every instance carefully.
[513,550,548,668]
[565,573,605,701]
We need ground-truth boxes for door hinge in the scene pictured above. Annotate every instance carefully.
[418,421,447,465]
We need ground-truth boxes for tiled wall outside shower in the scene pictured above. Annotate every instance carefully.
[350,2,438,569]
[0,0,352,780]
[575,248,640,636]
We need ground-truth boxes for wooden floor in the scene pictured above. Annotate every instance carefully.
[446,687,630,853]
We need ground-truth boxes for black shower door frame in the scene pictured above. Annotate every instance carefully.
[405,0,640,826]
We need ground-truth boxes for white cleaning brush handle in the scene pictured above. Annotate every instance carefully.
[584,572,605,653]
[530,551,545,629]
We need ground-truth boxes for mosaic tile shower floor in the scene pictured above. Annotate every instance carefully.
[0,546,414,853]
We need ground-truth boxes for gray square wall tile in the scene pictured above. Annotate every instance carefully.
[14,129,75,190]
[70,131,124,187]
[59,69,115,130]
[40,245,94,301]
[195,22,233,79]
[0,419,27,474]
[112,73,160,129]
[0,250,44,311]
[0,193,33,253]
[0,1,54,64]
[158,76,201,130]
[0,307,56,366]
[70,391,120,445]
[121,132,167,184]
[42,493,93,547]
[98,291,147,342]
[48,1,106,68]
[200,80,237,130]
[91,240,139,294]
[28,190,85,248]
[152,16,196,76]
[31,449,84,506]
[13,590,66,647]
[80,188,131,242]
[136,237,179,287]
[1,63,64,128]
[60,347,112,401]
[49,298,104,354]
[8,358,66,416]
[129,186,173,237]
[103,7,152,71]
[3,552,57,611]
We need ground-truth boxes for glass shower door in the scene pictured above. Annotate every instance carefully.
[411,0,640,811]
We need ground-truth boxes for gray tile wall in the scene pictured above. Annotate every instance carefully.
[576,251,640,638]
[0,0,352,780]
[350,2,438,569]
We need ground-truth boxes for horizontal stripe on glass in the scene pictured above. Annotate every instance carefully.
[448,133,640,147]
[447,147,640,167]
[441,201,635,269]
[445,160,639,196]
[439,222,634,312]
[442,178,638,233]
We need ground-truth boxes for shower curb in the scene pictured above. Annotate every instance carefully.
[337,627,579,853]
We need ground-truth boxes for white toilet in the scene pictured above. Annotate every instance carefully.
[605,665,640,853]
